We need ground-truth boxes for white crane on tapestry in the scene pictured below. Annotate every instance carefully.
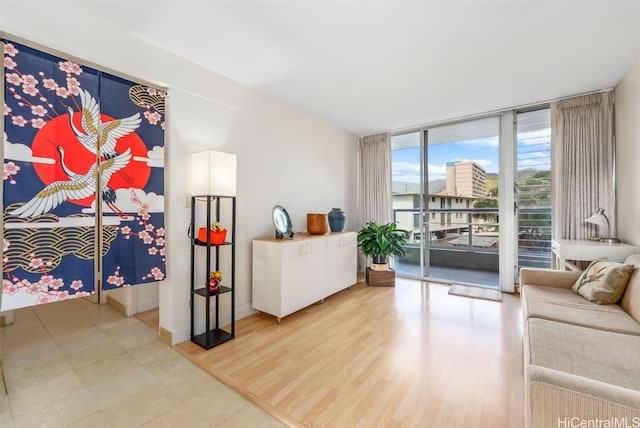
[10,147,132,218]
[66,88,140,183]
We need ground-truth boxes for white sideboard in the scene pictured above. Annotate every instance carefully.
[252,231,357,323]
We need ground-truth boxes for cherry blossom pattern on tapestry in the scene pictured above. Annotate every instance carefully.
[2,40,166,310]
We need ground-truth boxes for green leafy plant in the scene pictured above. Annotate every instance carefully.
[357,221,409,264]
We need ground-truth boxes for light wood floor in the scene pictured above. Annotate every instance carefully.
[136,307,160,330]
[175,278,524,428]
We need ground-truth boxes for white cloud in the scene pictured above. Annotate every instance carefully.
[4,137,55,164]
[519,159,538,167]
[427,163,447,175]
[452,158,492,169]
[82,188,165,214]
[479,136,499,148]
[518,130,551,146]
[392,161,420,176]
[132,146,164,168]
[113,188,164,213]
[426,163,447,182]
[147,145,164,159]
[526,151,549,160]
[392,161,421,183]
[519,157,550,169]
[474,159,492,168]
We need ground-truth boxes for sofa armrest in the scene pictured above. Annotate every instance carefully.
[520,268,581,289]
[525,365,640,428]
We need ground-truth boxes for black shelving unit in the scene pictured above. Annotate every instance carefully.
[190,195,236,349]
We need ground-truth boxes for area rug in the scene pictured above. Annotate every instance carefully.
[448,284,503,302]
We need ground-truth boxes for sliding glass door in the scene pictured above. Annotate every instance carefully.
[424,117,500,287]
[392,116,501,288]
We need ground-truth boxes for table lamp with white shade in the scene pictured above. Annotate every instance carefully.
[585,207,619,243]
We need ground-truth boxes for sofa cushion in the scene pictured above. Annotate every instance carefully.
[525,318,640,391]
[521,284,640,335]
[571,260,634,304]
[621,255,640,323]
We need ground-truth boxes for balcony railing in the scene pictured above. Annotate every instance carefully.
[517,205,552,269]
[393,207,500,251]
[392,205,552,272]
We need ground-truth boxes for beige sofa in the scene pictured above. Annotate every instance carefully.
[520,254,640,428]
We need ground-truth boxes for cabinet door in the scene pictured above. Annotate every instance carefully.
[280,238,327,316]
[326,233,357,295]
[252,240,282,316]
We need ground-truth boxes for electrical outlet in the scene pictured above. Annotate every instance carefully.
[185,193,192,208]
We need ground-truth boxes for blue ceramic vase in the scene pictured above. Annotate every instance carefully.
[328,208,346,232]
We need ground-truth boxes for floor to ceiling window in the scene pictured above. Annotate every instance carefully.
[392,107,551,290]
[515,108,552,271]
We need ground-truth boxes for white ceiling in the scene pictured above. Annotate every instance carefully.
[74,1,640,136]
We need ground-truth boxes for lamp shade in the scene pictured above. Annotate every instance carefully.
[585,208,607,227]
[190,150,236,196]
[584,207,619,242]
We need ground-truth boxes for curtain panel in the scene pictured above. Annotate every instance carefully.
[551,91,615,242]
[356,132,392,270]
[2,41,166,311]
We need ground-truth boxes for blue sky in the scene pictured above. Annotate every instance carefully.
[391,129,550,183]
[392,136,499,183]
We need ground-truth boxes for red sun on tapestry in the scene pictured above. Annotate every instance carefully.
[31,113,151,207]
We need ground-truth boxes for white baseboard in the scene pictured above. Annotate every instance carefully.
[237,302,256,320]
[137,296,159,314]
[171,325,190,345]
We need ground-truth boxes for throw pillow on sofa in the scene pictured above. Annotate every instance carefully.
[571,260,635,304]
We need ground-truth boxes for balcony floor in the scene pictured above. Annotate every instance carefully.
[395,260,500,288]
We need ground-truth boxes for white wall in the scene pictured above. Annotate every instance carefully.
[615,58,640,246]
[1,4,358,344]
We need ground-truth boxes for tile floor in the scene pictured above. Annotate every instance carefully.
[0,298,285,427]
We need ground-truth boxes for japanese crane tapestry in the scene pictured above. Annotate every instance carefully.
[2,41,166,311]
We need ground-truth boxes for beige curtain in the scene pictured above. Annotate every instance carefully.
[357,132,392,270]
[551,91,615,243]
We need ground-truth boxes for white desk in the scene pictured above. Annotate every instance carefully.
[551,239,637,271]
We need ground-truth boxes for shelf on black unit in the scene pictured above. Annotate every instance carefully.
[191,328,234,350]
[193,285,232,297]
[193,239,232,247]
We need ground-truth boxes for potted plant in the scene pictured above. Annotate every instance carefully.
[357,221,408,271]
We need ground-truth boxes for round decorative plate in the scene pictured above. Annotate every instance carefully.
[272,205,293,238]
